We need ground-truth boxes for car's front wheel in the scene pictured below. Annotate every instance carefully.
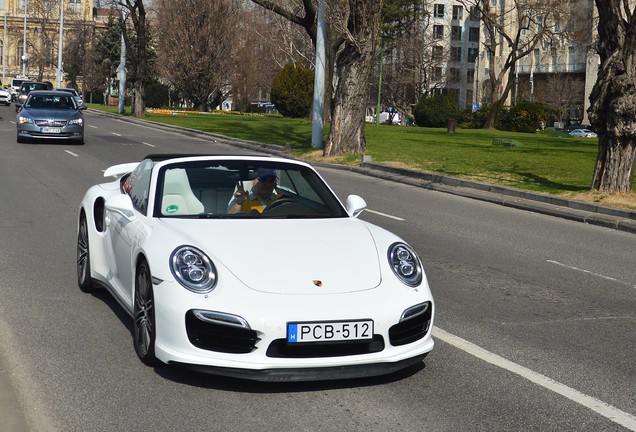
[77,214,95,293]
[133,260,159,366]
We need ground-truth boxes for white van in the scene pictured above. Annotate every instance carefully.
[9,76,29,101]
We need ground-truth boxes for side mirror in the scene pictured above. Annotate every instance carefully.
[79,105,87,111]
[345,195,367,218]
[105,194,136,220]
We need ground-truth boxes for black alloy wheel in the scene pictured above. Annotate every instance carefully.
[77,214,95,293]
[133,260,159,366]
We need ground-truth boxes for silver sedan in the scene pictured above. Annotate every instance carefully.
[16,90,86,144]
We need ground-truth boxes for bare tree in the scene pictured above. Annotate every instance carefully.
[118,0,152,117]
[155,0,239,111]
[25,0,59,81]
[63,20,96,90]
[538,72,585,124]
[378,0,455,124]
[463,0,570,128]
[588,0,636,192]
[251,0,385,156]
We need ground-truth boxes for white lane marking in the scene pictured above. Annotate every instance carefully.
[142,141,155,147]
[365,209,405,221]
[112,132,122,136]
[88,125,98,129]
[547,260,634,288]
[65,150,79,157]
[433,327,636,430]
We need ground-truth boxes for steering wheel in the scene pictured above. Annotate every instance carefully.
[263,197,297,212]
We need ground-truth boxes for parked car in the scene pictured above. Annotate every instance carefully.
[0,86,11,105]
[55,87,83,106]
[568,128,598,138]
[77,155,435,381]
[565,123,594,133]
[9,76,29,101]
[15,81,54,111]
[16,90,86,144]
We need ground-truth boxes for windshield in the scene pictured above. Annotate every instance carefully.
[25,94,77,109]
[151,160,348,219]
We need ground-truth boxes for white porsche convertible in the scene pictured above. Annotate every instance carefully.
[77,155,434,381]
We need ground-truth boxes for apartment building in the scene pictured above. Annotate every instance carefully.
[429,0,481,110]
[472,0,597,125]
[0,0,97,86]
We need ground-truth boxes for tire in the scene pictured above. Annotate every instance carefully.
[77,214,96,293]
[133,260,160,366]
[16,134,26,144]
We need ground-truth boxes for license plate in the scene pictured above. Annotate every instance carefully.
[41,127,61,133]
[287,320,373,343]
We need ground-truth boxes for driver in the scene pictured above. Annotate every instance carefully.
[228,168,281,214]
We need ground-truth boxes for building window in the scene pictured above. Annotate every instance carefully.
[16,42,23,67]
[469,6,480,21]
[467,69,475,84]
[452,5,463,20]
[18,0,26,10]
[434,4,444,18]
[449,68,460,83]
[433,25,444,40]
[433,67,443,79]
[451,26,462,41]
[469,27,480,43]
[0,0,5,9]
[468,48,478,63]
[451,47,462,62]
[69,0,81,14]
[432,45,443,60]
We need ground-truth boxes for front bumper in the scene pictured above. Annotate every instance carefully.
[152,279,435,380]
[173,353,428,382]
[17,125,84,142]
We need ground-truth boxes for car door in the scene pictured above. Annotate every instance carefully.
[105,160,153,309]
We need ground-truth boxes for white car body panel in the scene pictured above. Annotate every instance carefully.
[78,155,435,380]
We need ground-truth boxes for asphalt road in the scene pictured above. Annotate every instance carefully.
[0,103,635,431]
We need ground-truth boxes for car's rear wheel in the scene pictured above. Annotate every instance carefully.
[77,214,95,293]
[133,260,159,366]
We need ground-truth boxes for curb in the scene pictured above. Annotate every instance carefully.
[89,109,636,235]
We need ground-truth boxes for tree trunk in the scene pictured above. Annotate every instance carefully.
[592,137,636,192]
[588,0,636,193]
[324,0,383,156]
[134,81,146,117]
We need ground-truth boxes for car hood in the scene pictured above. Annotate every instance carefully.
[158,218,382,294]
[20,108,81,119]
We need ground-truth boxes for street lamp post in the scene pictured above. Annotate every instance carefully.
[57,0,65,87]
[22,0,28,77]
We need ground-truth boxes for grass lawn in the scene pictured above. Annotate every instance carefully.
[86,104,636,210]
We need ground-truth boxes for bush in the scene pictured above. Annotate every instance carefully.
[270,63,314,118]
[413,94,460,127]
[497,101,561,133]
[144,81,171,108]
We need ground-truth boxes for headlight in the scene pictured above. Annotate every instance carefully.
[18,116,33,124]
[388,242,423,287]
[170,246,217,293]
[68,118,83,126]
